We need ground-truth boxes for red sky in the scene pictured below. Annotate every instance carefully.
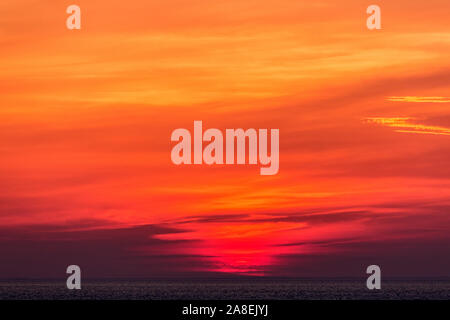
[1,0,450,279]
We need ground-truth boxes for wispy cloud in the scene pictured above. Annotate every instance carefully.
[387,96,450,103]
[365,117,450,136]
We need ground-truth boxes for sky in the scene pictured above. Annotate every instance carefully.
[0,0,450,279]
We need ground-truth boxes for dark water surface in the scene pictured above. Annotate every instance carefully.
[1,279,449,300]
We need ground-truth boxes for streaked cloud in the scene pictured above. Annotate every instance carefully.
[365,117,450,136]
[387,96,450,103]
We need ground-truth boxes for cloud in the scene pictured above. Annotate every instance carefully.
[1,197,450,279]
[268,236,450,278]
[0,221,210,279]
[364,117,450,136]
[387,96,450,103]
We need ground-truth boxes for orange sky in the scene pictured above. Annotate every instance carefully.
[1,0,450,277]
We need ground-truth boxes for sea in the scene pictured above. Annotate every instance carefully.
[0,279,449,300]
